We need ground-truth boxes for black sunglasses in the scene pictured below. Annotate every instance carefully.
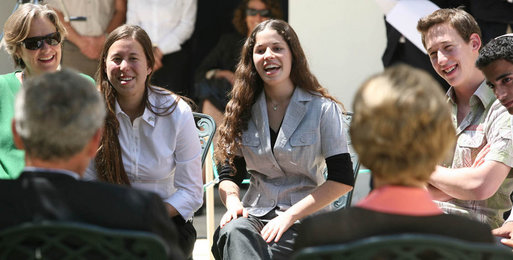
[246,8,271,18]
[20,32,61,50]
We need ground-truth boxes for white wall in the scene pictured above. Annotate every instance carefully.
[0,2,16,74]
[289,0,386,109]
[289,1,385,200]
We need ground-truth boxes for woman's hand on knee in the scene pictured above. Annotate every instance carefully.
[220,204,248,228]
[260,213,295,243]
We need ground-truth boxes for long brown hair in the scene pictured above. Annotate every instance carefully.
[216,19,342,172]
[94,25,181,185]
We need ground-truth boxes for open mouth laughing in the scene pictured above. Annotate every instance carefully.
[264,63,280,75]
[443,64,457,75]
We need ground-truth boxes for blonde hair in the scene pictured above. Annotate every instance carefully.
[2,3,66,69]
[350,64,455,186]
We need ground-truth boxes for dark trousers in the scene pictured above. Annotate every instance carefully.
[212,213,298,260]
[172,215,196,259]
[61,40,98,78]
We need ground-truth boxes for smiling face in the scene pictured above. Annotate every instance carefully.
[105,37,152,103]
[425,23,481,88]
[252,28,293,88]
[245,0,269,35]
[481,59,513,114]
[18,16,61,76]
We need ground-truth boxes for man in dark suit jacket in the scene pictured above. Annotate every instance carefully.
[1,69,184,259]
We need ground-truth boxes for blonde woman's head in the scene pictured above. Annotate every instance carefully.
[350,64,455,186]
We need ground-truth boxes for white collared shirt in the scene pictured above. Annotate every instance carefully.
[85,90,202,220]
[126,0,197,55]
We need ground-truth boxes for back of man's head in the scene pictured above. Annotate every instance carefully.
[14,69,105,161]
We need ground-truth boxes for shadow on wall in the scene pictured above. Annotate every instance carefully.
[0,1,16,74]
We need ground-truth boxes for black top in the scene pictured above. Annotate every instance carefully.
[295,206,494,251]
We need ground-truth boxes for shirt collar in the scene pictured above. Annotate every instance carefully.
[23,166,80,180]
[114,91,158,127]
[357,185,443,216]
[446,81,495,109]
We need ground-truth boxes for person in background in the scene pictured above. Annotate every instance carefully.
[84,24,202,259]
[0,3,92,179]
[212,19,354,260]
[417,8,513,229]
[476,33,513,248]
[195,0,282,130]
[127,0,197,97]
[295,64,494,251]
[45,0,127,78]
[469,0,513,45]
[1,69,183,260]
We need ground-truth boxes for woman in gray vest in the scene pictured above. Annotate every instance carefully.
[211,19,355,260]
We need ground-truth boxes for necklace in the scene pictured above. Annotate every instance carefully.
[272,103,278,111]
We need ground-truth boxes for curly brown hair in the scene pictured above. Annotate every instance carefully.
[232,0,283,36]
[216,19,343,173]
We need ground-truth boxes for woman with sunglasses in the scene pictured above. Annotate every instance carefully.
[195,0,282,132]
[0,4,78,179]
[212,19,354,260]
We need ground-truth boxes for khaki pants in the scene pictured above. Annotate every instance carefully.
[61,40,99,78]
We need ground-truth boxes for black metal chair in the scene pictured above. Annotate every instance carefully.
[0,221,169,260]
[292,233,513,260]
[192,112,216,168]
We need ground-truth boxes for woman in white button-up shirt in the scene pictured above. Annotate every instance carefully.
[212,20,355,260]
[85,25,202,259]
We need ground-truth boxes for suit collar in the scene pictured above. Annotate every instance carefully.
[280,87,312,141]
[21,167,80,180]
[252,90,271,154]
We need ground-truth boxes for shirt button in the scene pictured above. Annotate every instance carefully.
[270,200,276,206]
[300,136,306,143]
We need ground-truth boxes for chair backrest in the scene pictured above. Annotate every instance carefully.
[292,233,513,260]
[0,221,170,260]
[193,112,216,167]
[331,111,361,209]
